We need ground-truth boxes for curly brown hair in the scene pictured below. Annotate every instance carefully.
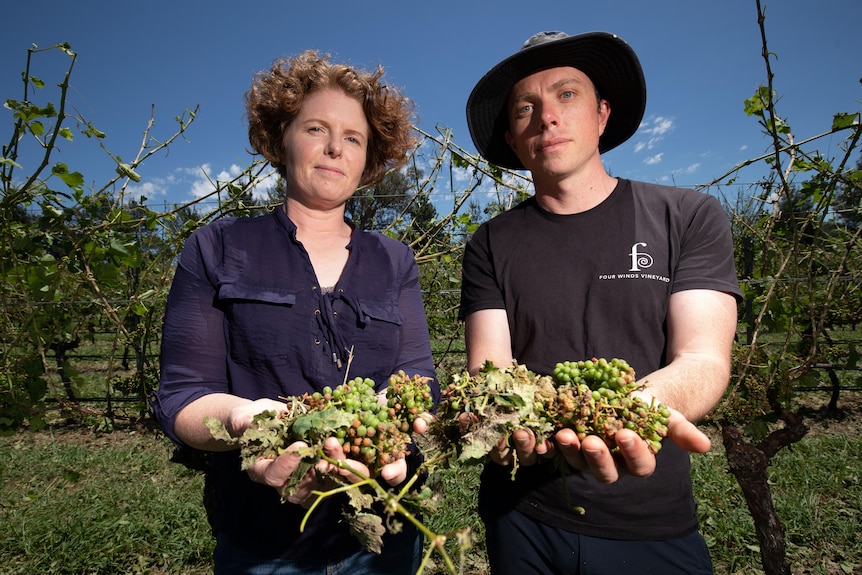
[245,50,417,188]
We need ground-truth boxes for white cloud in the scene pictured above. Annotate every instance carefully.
[126,178,170,198]
[644,153,664,165]
[680,163,701,174]
[180,163,279,200]
[645,116,673,136]
[634,116,675,153]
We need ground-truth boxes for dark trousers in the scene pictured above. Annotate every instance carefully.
[484,507,714,575]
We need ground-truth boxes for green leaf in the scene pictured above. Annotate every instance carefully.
[51,163,84,190]
[204,416,238,444]
[832,111,859,130]
[82,122,106,138]
[0,157,23,169]
[291,407,354,440]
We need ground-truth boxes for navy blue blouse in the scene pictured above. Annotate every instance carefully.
[151,207,439,559]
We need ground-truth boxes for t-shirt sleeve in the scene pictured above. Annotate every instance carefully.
[672,194,743,301]
[458,223,506,320]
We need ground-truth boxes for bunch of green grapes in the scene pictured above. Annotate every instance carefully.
[299,372,434,470]
[209,372,434,475]
[384,371,436,428]
[436,358,670,462]
[542,358,670,454]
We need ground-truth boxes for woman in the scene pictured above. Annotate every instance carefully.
[151,50,439,574]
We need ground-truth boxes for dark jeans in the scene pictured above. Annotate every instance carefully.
[213,528,422,575]
[484,507,714,575]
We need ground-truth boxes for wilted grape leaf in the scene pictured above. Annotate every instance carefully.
[204,416,237,444]
[291,407,355,440]
[458,412,520,463]
[348,511,386,554]
[345,484,375,511]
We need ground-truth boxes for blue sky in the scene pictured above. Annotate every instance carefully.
[2,0,860,210]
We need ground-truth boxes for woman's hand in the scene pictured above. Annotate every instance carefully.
[225,398,289,438]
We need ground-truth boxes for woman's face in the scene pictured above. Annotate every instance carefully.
[282,88,369,211]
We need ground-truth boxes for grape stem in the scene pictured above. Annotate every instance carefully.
[298,447,467,575]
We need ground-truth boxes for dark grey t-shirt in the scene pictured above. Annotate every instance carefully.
[460,178,741,539]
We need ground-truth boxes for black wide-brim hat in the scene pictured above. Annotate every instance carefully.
[466,31,646,170]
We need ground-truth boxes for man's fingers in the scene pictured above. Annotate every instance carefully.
[666,411,712,453]
[378,458,408,485]
[580,434,620,483]
[555,427,586,470]
[613,429,656,477]
[511,428,537,466]
[489,435,513,465]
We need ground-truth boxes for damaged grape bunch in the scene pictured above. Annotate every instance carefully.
[206,371,437,556]
[206,371,435,476]
[433,357,671,464]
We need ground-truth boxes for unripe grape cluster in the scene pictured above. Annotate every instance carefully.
[543,358,670,454]
[307,372,434,469]
[211,371,434,474]
[436,358,670,461]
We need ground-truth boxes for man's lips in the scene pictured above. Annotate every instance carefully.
[536,138,567,153]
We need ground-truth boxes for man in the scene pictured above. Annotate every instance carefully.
[460,31,742,574]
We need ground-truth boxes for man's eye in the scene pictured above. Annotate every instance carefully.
[515,104,532,116]
[561,90,574,100]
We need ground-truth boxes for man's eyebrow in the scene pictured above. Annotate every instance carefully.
[510,76,587,102]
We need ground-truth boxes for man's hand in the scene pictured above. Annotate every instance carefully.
[489,427,554,467]
[555,405,711,483]
[488,405,711,483]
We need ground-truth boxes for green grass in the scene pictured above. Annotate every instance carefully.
[1,409,860,575]
[692,422,862,575]
[0,427,214,575]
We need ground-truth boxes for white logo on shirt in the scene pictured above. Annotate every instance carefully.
[629,242,654,272]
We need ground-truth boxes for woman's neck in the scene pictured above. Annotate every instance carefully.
[283,198,350,236]
[283,199,352,288]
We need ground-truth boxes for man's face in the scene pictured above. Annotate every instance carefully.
[505,66,609,179]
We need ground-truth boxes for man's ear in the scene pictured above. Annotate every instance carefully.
[505,131,517,154]
[598,99,611,136]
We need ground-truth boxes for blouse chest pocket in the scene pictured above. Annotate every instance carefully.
[342,298,405,380]
[356,300,404,326]
[216,283,300,366]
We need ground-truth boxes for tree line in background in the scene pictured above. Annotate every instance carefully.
[1,3,860,573]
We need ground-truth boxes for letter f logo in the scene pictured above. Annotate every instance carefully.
[629,242,653,271]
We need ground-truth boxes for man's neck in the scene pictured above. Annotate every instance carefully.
[533,169,618,215]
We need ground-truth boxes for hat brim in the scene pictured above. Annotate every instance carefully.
[466,31,646,170]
